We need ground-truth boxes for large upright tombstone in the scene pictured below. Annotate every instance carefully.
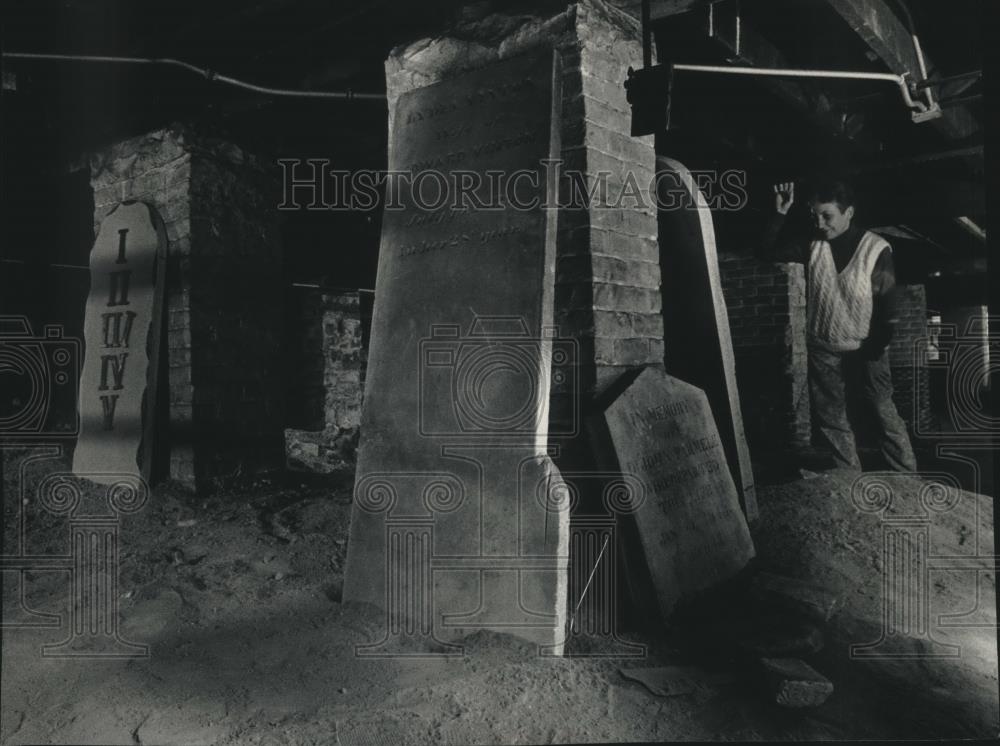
[597,367,754,621]
[73,201,166,482]
[656,157,757,521]
[343,50,569,652]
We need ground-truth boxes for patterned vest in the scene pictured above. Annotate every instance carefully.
[807,230,889,352]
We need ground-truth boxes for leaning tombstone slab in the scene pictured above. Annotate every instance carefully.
[72,201,166,483]
[343,49,569,653]
[599,367,755,621]
[656,157,757,521]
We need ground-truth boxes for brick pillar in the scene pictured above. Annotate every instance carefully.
[320,290,365,468]
[887,285,930,433]
[90,125,284,490]
[285,290,365,473]
[385,0,663,424]
[563,1,663,397]
[719,255,809,453]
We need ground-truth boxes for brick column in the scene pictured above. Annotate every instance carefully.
[90,125,284,490]
[285,290,365,473]
[563,1,663,397]
[321,292,365,434]
[719,255,809,453]
[385,0,663,423]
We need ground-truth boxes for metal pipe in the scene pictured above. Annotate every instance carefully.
[672,63,927,112]
[911,36,934,109]
[0,264,379,291]
[891,0,935,108]
[2,52,386,101]
[0,258,89,271]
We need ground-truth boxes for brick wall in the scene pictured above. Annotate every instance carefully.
[385,0,663,427]
[718,255,809,453]
[285,290,366,473]
[719,258,931,451]
[322,292,366,434]
[90,125,284,490]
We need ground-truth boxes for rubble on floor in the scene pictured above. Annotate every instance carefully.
[2,451,996,743]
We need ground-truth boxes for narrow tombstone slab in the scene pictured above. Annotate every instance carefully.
[73,201,166,482]
[656,157,757,521]
[599,367,754,621]
[343,50,568,652]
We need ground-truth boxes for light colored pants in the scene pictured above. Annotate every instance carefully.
[808,344,917,472]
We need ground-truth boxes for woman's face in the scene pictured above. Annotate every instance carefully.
[810,200,855,241]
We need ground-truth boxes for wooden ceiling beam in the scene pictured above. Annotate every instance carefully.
[822,0,979,142]
[705,14,840,136]
[674,2,887,159]
[848,143,984,173]
[862,177,985,222]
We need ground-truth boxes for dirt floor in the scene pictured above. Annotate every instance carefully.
[2,448,998,745]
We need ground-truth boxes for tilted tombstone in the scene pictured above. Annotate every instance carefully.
[656,157,757,521]
[72,201,166,483]
[343,49,571,653]
[596,367,755,621]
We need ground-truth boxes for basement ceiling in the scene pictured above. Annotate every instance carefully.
[0,0,988,284]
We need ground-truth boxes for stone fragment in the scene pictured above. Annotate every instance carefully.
[760,657,834,708]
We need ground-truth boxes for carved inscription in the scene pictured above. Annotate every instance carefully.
[602,368,754,620]
[72,202,163,479]
[388,62,556,262]
[343,51,567,650]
